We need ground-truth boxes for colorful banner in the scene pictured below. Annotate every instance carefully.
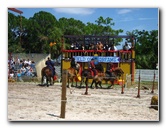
[73,56,120,63]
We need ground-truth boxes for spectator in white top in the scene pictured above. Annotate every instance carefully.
[26,65,32,76]
[20,66,26,75]
[27,59,31,65]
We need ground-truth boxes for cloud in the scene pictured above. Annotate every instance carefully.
[117,8,140,15]
[117,17,156,22]
[118,17,134,22]
[117,9,132,14]
[138,17,156,20]
[53,8,95,15]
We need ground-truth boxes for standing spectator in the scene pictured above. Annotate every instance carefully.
[123,42,131,51]
[123,42,131,60]
[70,43,75,50]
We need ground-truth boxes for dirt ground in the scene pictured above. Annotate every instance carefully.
[8,82,159,121]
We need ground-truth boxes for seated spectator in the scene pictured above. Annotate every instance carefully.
[25,65,32,76]
[9,69,14,78]
[17,70,23,82]
[20,66,26,75]
[31,60,36,69]
[27,59,31,65]
[11,61,16,70]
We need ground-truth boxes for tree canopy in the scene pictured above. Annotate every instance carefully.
[128,30,158,69]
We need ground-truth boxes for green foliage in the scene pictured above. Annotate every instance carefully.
[127,30,158,69]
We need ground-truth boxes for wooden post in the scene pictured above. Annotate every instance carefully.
[85,83,88,95]
[151,70,156,93]
[60,69,68,118]
[82,78,90,95]
[137,70,141,98]
[131,37,135,83]
[121,74,124,94]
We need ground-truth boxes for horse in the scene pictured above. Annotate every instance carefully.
[41,66,57,87]
[67,63,81,88]
[95,67,124,89]
[80,64,124,89]
[79,63,104,88]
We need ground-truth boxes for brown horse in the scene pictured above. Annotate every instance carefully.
[79,63,104,88]
[67,63,81,88]
[41,66,57,87]
[93,67,124,89]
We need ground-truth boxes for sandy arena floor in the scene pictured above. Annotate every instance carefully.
[8,82,159,121]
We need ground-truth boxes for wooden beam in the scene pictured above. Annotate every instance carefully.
[64,35,134,39]
[8,8,23,14]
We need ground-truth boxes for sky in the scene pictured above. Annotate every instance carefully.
[9,8,159,35]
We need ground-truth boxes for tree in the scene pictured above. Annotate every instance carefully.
[85,16,123,45]
[26,11,58,53]
[127,30,158,69]
[58,17,85,35]
[8,12,24,53]
[48,26,63,58]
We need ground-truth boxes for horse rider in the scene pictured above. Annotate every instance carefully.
[45,57,56,79]
[89,58,97,76]
[108,63,115,77]
[70,57,78,74]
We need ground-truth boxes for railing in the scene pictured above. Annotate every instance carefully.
[62,50,132,61]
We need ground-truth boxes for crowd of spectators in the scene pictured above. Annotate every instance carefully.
[8,56,37,80]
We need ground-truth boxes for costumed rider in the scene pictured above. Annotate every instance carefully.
[106,62,115,77]
[88,58,97,76]
[70,57,78,75]
[45,57,56,80]
[94,57,99,66]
